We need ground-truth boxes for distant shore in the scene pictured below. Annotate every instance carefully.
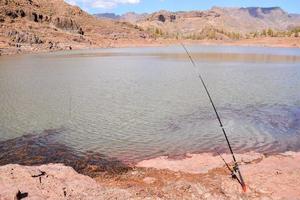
[1,151,300,199]
[1,37,300,56]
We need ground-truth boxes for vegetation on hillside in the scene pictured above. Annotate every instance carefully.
[247,27,300,38]
[145,25,300,41]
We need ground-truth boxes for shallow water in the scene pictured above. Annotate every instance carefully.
[0,45,300,162]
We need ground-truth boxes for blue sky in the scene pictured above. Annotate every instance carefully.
[64,0,300,15]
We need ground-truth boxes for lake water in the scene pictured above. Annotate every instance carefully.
[1,45,300,162]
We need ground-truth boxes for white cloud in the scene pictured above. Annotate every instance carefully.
[92,0,140,8]
[65,0,140,9]
[65,0,77,6]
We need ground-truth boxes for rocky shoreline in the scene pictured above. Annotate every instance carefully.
[1,37,300,57]
[1,151,299,199]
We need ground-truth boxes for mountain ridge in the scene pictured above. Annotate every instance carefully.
[94,6,300,38]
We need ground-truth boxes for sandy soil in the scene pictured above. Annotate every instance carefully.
[0,164,133,200]
[180,37,300,48]
[135,151,300,199]
[1,151,300,199]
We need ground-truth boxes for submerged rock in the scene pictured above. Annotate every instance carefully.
[0,129,131,178]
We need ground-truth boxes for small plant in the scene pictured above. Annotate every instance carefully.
[267,28,274,37]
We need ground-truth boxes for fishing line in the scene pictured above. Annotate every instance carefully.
[67,86,73,123]
[69,92,72,121]
[180,43,246,192]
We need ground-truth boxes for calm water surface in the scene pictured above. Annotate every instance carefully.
[1,45,300,162]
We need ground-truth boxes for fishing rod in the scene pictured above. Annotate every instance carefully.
[215,149,245,188]
[180,43,246,192]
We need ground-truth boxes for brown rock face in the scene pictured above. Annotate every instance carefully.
[7,30,43,44]
[158,14,166,22]
[0,0,151,55]
[1,1,85,35]
[52,17,83,34]
[147,11,179,23]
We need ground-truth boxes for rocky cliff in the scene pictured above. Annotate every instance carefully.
[0,0,151,55]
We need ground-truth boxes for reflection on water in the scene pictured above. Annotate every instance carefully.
[47,52,300,63]
[0,45,300,162]
[158,52,300,63]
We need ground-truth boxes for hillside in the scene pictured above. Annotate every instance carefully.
[1,3,300,56]
[95,7,300,40]
[0,0,151,55]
